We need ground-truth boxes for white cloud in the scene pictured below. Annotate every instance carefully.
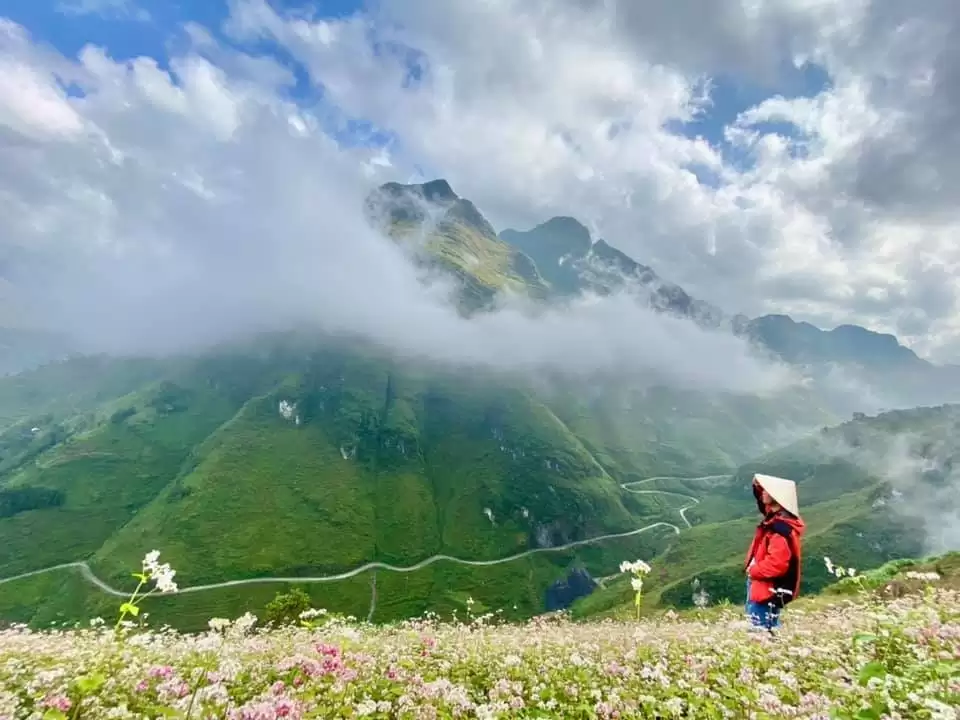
[225,0,960,362]
[0,18,791,398]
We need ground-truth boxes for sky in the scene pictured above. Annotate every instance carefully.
[1,0,959,370]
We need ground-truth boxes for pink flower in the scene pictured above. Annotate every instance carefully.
[315,643,341,658]
[42,695,72,712]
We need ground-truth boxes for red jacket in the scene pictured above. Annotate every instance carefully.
[745,511,805,604]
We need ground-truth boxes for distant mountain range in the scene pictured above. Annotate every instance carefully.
[365,179,960,409]
[3,177,949,388]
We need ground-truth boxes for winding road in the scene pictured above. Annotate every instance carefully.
[0,476,717,609]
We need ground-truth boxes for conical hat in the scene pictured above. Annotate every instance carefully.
[753,473,800,516]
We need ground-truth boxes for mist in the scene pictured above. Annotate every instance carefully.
[0,25,798,399]
[801,413,960,554]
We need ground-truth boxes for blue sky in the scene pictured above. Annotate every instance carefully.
[4,1,362,65]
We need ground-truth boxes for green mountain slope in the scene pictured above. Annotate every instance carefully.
[366,179,549,309]
[0,340,687,629]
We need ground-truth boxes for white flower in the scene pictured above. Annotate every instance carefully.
[847,568,857,577]
[356,699,379,717]
[140,550,178,593]
[823,557,834,574]
[232,612,258,635]
[208,618,231,632]
[152,564,178,594]
[619,559,651,575]
[299,608,327,620]
[631,578,644,592]
[142,550,161,573]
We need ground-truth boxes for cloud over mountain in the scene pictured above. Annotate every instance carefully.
[0,15,787,395]
[225,0,960,362]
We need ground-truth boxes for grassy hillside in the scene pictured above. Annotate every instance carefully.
[0,339,693,630]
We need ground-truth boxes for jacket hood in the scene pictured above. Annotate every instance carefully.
[767,510,806,537]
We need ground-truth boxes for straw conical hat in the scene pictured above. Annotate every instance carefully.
[753,473,800,516]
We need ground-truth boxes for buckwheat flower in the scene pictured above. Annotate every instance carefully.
[355,699,379,716]
[142,550,161,573]
[232,612,258,636]
[208,618,231,633]
[664,697,686,716]
[42,695,72,712]
[823,557,834,574]
[631,578,644,592]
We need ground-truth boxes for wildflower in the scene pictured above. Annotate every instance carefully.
[619,560,651,575]
[141,550,178,593]
[41,695,72,712]
[208,618,231,632]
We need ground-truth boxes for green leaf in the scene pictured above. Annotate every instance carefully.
[857,661,886,687]
[854,708,882,720]
[150,706,183,717]
[852,633,877,645]
[120,602,140,617]
[75,672,106,695]
[42,711,68,720]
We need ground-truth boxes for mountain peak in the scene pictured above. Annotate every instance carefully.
[538,216,592,243]
[499,217,593,272]
[419,179,458,203]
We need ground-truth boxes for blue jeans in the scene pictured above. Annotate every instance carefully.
[745,579,781,629]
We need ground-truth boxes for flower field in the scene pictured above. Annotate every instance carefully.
[0,552,958,719]
[0,584,957,719]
